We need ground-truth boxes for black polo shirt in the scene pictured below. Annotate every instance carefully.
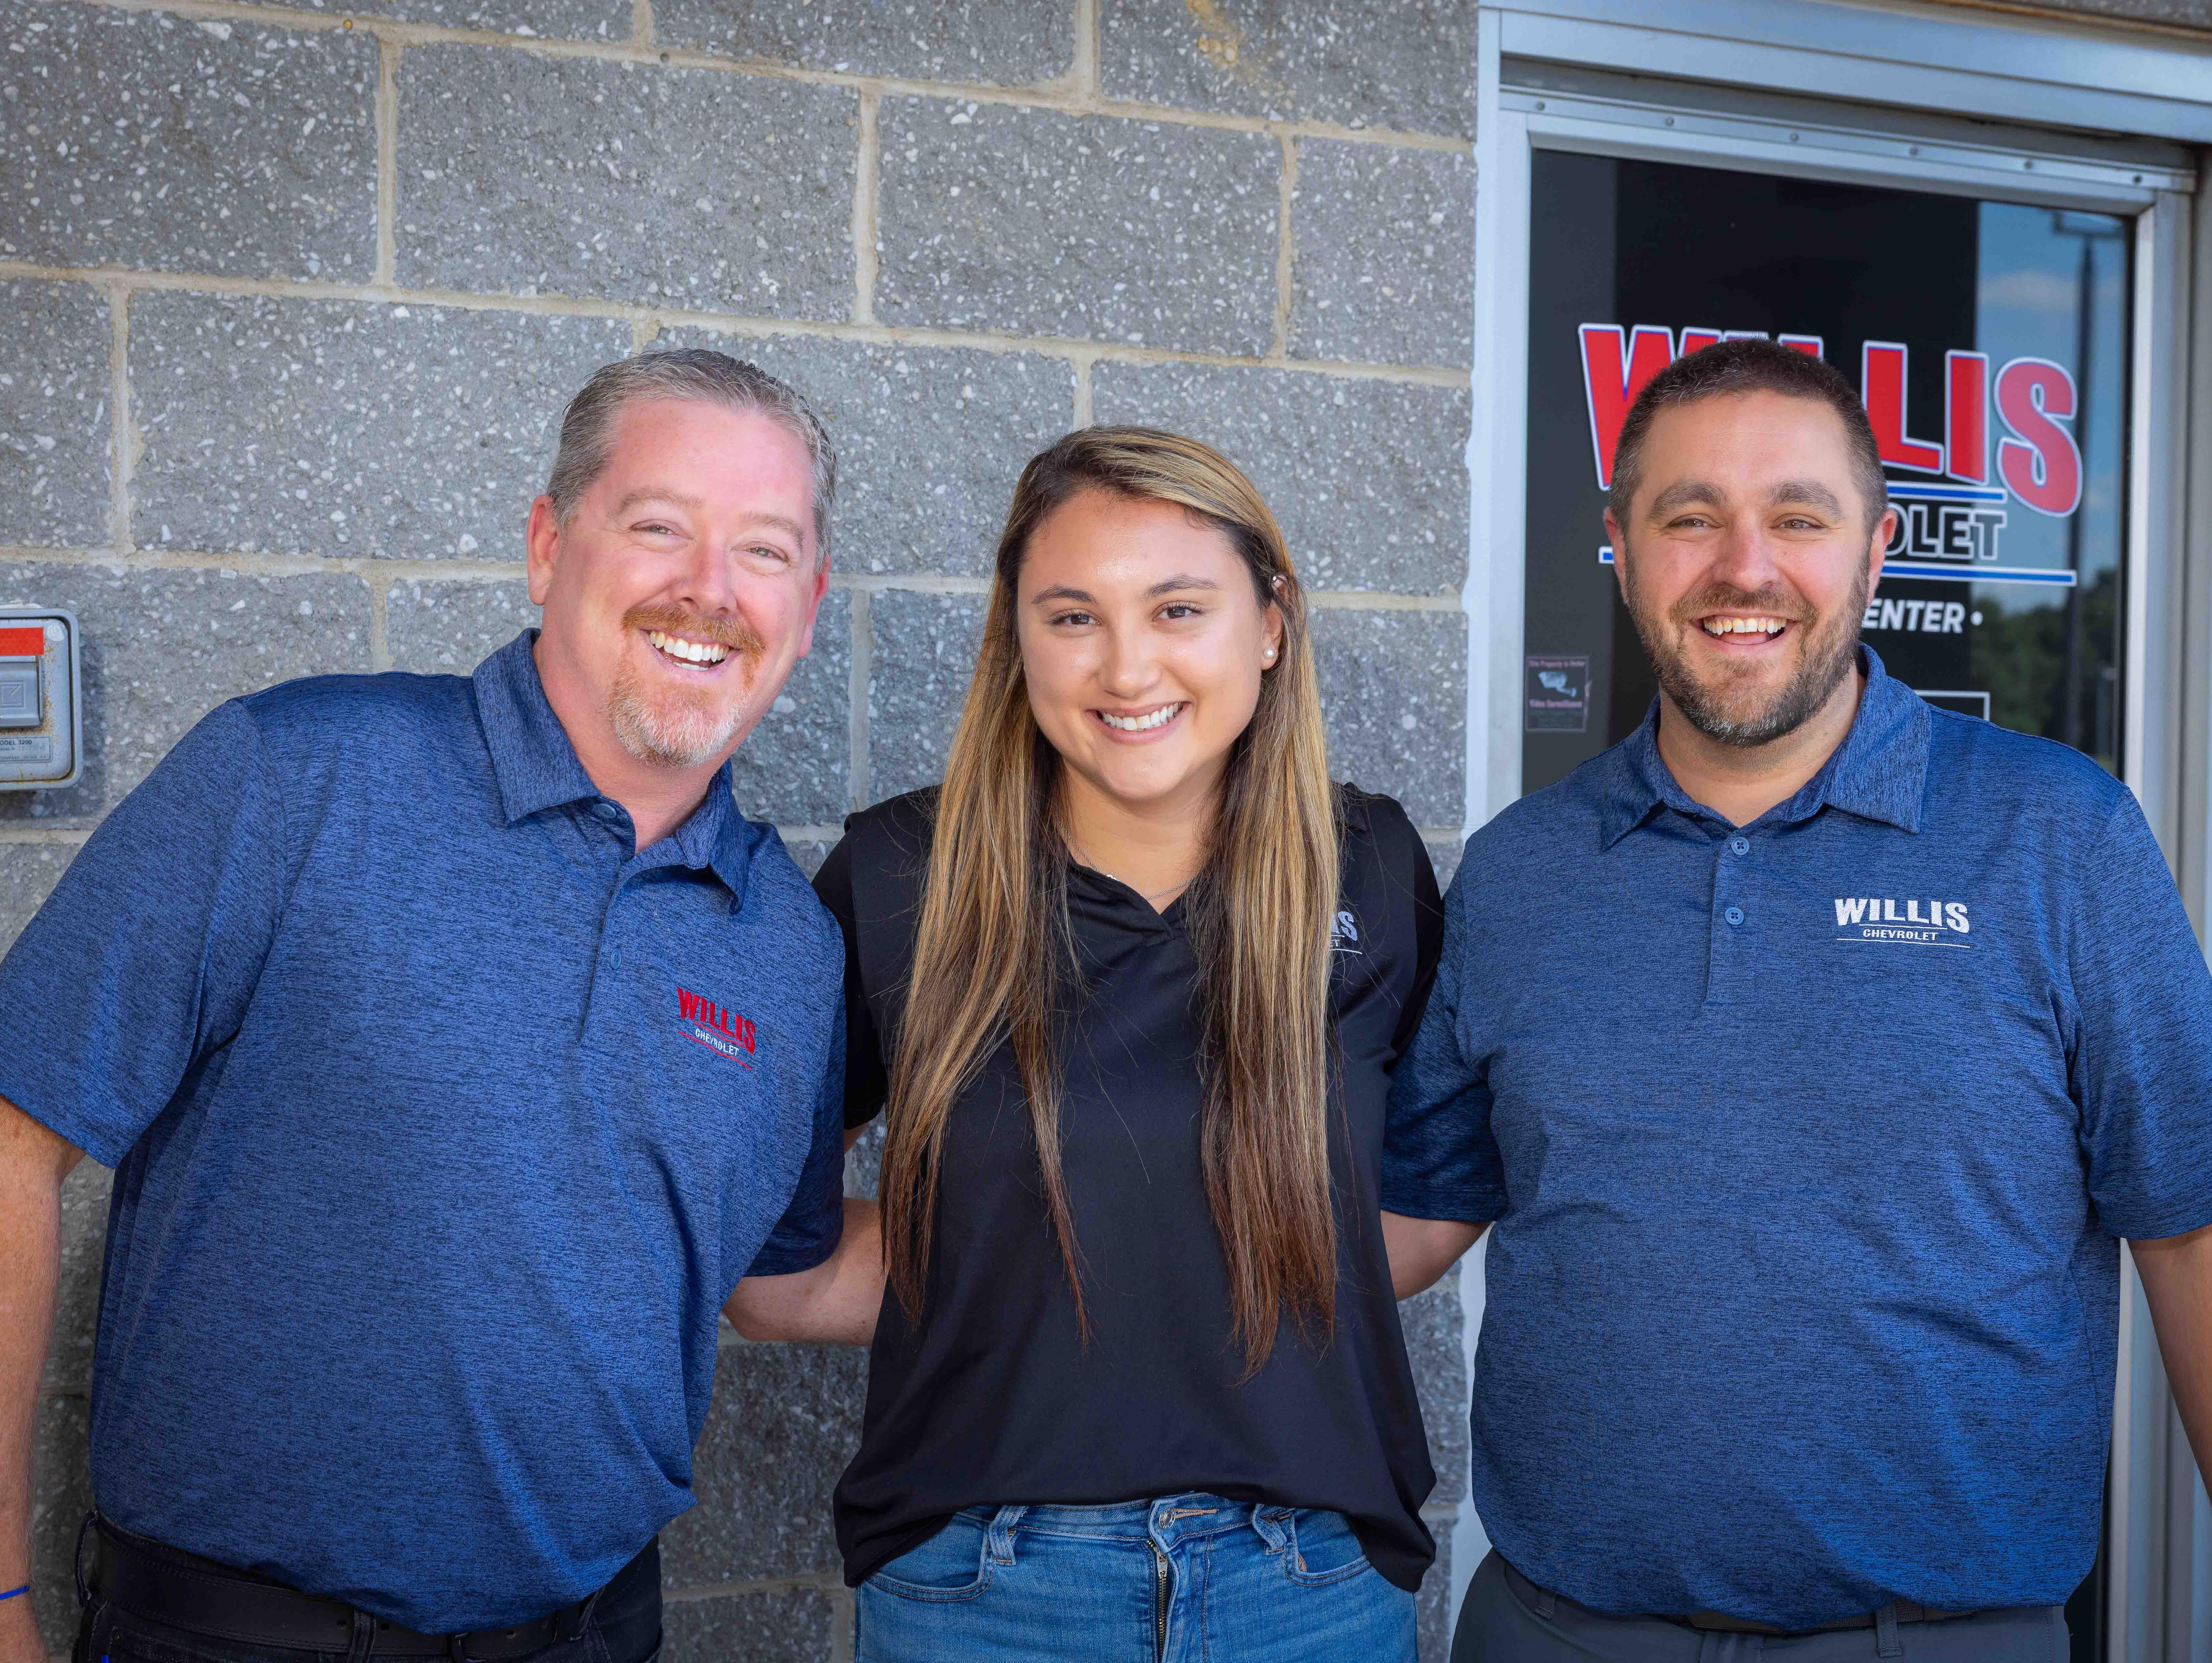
[814,785,1445,1591]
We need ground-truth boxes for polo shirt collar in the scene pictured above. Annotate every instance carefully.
[471,631,757,903]
[474,631,602,824]
[684,767,763,905]
[1812,647,1930,832]
[1595,645,1929,848]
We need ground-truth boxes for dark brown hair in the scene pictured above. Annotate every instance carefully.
[1609,338,1887,532]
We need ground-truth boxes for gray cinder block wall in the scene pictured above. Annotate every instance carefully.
[14,0,2212,1657]
[2,3,1476,1659]
[14,0,2212,1656]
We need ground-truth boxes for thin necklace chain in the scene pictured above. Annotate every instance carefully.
[1067,839,1201,903]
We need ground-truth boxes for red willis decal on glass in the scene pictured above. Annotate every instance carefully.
[1575,325,2081,518]
[678,986,757,1067]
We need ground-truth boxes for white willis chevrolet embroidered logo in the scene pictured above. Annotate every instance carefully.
[1833,897,1973,949]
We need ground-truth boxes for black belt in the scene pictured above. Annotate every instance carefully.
[80,1514,646,1661]
[1668,1600,1987,1636]
[1502,1556,1995,1639]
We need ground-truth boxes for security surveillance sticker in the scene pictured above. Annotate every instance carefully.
[1526,655,1590,734]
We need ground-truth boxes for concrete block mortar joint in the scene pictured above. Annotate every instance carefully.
[0,261,1475,389]
[1270,131,1299,362]
[851,93,881,325]
[106,285,133,556]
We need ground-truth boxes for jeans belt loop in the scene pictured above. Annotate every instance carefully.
[985,1505,1025,1566]
[1876,1602,1904,1658]
[1500,1556,1560,1621]
[556,1584,604,1646]
[1249,1508,1290,1556]
[73,1512,99,1611]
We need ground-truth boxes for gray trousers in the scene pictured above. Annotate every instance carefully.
[1451,1553,2070,1662]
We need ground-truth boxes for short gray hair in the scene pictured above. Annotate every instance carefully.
[545,349,838,562]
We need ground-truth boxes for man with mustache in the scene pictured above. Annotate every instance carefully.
[1381,338,2212,1659]
[0,350,882,1663]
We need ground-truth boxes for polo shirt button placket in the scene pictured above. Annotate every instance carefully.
[1702,828,1750,1011]
[580,886,631,1049]
[580,801,632,1046]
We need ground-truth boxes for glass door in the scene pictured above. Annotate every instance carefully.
[1519,151,2133,793]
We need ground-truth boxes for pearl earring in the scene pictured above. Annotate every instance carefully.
[1263,647,1276,662]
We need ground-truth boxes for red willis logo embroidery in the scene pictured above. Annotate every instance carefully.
[678,986,757,1067]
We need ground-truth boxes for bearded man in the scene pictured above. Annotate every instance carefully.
[1378,339,2212,1660]
[0,351,882,1663]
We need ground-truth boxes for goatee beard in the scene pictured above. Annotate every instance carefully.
[608,603,763,769]
[1624,558,1869,749]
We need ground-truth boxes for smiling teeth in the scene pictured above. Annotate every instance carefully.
[647,630,729,665]
[1702,617,1786,637]
[1100,704,1184,732]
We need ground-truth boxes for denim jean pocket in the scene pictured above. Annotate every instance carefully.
[1282,1511,1375,1588]
[584,1622,662,1663]
[863,1515,994,1603]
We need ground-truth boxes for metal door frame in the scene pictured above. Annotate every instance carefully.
[1459,5,2211,1655]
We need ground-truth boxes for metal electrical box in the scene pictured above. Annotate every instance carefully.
[0,608,82,790]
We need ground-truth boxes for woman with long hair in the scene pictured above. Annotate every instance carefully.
[813,427,1445,1661]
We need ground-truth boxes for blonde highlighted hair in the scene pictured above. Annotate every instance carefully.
[881,427,1341,1372]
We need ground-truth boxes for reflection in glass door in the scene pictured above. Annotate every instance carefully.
[1519,152,2131,795]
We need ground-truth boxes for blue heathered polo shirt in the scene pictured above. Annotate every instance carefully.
[0,632,846,1632]
[1385,647,2212,1629]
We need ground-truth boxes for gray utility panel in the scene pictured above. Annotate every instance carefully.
[0,608,81,789]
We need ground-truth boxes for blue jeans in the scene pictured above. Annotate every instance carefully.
[854,1494,1417,1663]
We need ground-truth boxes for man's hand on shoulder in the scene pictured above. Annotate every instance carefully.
[724,1198,884,1346]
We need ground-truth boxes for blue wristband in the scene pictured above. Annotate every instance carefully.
[0,1584,28,1602]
